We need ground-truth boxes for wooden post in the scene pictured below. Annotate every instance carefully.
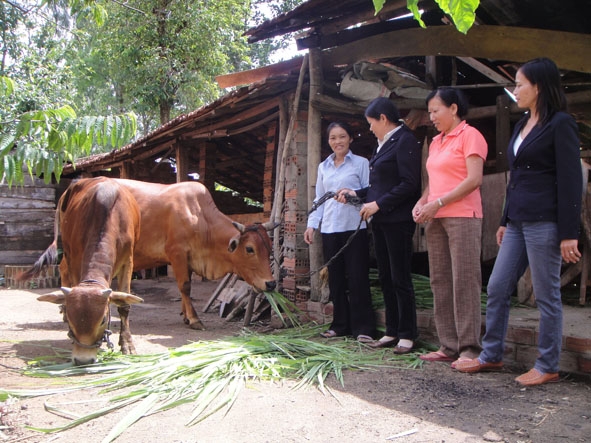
[175,142,189,182]
[307,48,324,302]
[198,141,217,192]
[495,94,511,172]
[425,56,437,89]
[120,161,133,179]
[272,98,289,280]
[263,123,277,218]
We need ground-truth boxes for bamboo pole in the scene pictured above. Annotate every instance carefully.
[307,49,324,302]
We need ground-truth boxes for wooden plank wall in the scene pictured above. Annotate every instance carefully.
[0,177,56,269]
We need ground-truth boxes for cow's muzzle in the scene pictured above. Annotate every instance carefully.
[265,281,276,291]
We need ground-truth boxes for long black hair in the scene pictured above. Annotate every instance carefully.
[518,57,566,126]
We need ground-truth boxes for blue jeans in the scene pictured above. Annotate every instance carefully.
[480,221,563,373]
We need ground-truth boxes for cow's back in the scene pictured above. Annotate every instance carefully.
[115,179,231,270]
[61,177,140,285]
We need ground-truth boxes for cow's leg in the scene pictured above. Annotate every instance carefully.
[170,260,204,330]
[58,260,71,322]
[116,304,136,354]
[117,255,134,293]
[59,259,71,287]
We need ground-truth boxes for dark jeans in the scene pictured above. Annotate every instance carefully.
[372,221,418,340]
[322,229,375,337]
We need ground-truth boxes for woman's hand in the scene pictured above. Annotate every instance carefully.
[561,239,581,263]
[336,188,355,204]
[496,226,506,246]
[413,200,439,224]
[359,201,379,221]
[304,227,315,245]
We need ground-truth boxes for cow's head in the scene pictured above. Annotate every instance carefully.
[38,286,143,366]
[228,221,278,292]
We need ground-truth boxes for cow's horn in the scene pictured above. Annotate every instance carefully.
[37,290,66,303]
[232,221,245,233]
[261,220,280,231]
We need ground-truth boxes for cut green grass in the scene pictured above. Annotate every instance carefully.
[2,325,427,443]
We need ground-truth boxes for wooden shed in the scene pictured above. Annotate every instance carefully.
[4,0,591,307]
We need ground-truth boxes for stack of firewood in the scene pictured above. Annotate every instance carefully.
[202,273,271,325]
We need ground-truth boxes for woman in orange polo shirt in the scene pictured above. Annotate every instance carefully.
[412,87,488,369]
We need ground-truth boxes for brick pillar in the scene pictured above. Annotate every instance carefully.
[281,111,309,307]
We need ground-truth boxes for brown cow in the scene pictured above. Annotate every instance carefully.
[19,177,143,365]
[115,179,276,330]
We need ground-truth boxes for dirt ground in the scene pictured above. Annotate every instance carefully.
[1,277,590,443]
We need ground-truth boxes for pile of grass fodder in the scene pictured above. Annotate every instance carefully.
[1,325,424,442]
[372,273,516,314]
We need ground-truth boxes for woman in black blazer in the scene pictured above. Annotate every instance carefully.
[339,97,422,353]
[456,58,582,386]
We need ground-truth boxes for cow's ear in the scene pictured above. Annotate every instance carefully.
[37,290,66,304]
[228,235,240,252]
[232,221,245,233]
[110,292,144,306]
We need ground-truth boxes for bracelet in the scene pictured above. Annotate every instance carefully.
[437,198,444,207]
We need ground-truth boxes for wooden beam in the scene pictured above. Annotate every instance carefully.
[184,112,279,140]
[216,57,304,89]
[310,93,424,115]
[457,57,510,83]
[180,98,280,140]
[322,25,591,74]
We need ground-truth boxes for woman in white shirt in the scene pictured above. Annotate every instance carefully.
[304,122,375,342]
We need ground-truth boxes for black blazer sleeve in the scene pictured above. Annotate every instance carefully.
[357,125,422,223]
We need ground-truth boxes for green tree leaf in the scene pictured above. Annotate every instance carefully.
[374,0,480,34]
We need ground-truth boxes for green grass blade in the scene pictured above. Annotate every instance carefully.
[27,397,138,433]
[101,393,160,443]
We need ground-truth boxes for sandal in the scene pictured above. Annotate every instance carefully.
[419,350,455,362]
[357,334,373,343]
[320,330,338,338]
[451,356,473,369]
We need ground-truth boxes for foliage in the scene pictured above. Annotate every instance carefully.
[375,0,480,34]
[1,0,300,186]
[0,78,137,185]
[0,1,138,185]
[248,0,305,65]
[2,325,425,442]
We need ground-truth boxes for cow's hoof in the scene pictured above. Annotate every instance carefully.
[121,345,137,355]
[189,319,205,330]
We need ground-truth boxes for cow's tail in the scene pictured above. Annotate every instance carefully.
[16,203,61,281]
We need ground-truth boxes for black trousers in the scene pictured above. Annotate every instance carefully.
[322,229,375,337]
[372,221,418,340]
